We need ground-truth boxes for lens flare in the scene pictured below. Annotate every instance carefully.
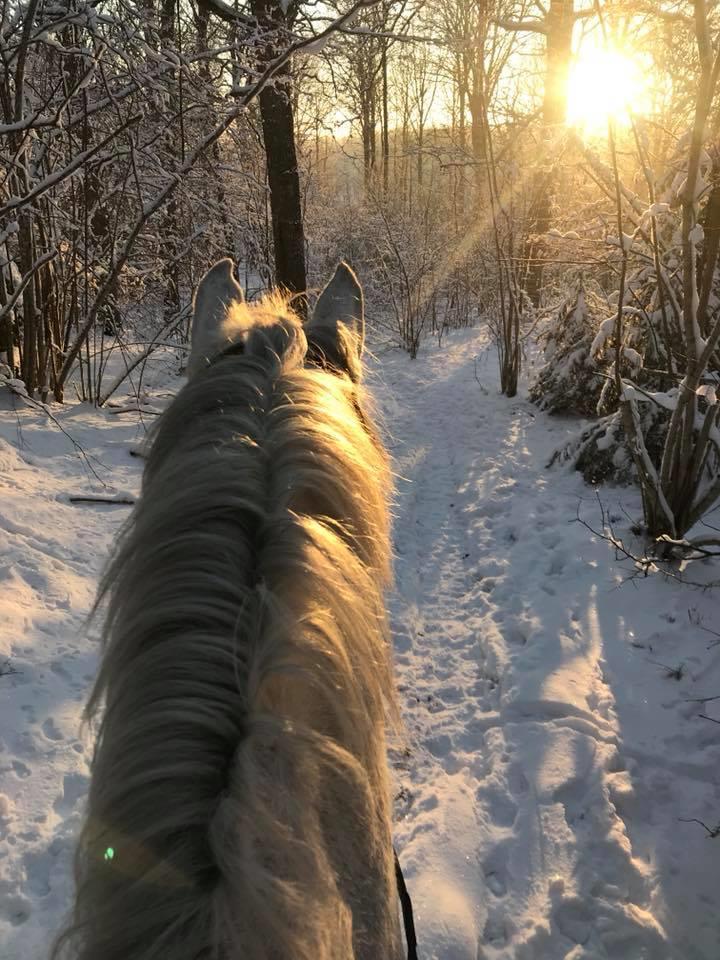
[567,45,650,133]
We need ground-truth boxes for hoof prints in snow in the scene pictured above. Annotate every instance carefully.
[379,331,720,960]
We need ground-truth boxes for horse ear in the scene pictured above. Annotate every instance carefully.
[309,262,365,357]
[188,259,244,376]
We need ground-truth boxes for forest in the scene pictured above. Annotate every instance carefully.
[2,0,720,546]
[2,1,720,959]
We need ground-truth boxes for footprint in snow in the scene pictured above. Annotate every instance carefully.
[544,551,566,576]
[11,760,31,779]
[0,892,31,926]
[53,772,89,814]
[552,897,594,946]
[22,846,55,897]
[502,623,528,646]
[481,915,509,945]
[41,718,63,741]
[505,762,530,798]
[482,846,509,897]
[20,704,36,723]
[477,785,519,828]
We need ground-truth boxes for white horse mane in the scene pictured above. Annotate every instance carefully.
[53,262,402,960]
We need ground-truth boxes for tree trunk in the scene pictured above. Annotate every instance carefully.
[257,72,307,300]
[382,45,389,193]
[543,0,574,125]
[160,0,181,321]
[195,2,234,254]
[361,92,376,190]
[468,84,487,219]
[17,213,38,397]
[525,0,574,305]
[251,0,306,303]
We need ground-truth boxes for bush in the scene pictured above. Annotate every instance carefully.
[529,284,604,416]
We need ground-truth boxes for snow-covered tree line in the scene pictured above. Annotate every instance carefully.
[0,0,561,402]
[0,0,383,403]
[2,0,720,540]
[530,3,720,544]
[0,0,276,401]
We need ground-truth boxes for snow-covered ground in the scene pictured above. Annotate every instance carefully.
[2,329,720,959]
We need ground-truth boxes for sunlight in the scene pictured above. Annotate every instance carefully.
[567,42,651,134]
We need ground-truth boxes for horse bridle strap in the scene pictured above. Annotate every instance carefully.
[394,849,418,960]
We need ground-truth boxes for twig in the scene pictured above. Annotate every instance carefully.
[473,357,489,395]
[106,406,163,416]
[647,658,685,680]
[0,659,19,678]
[574,493,655,577]
[657,535,720,559]
[678,818,720,838]
[68,495,135,505]
[3,380,108,486]
[574,493,720,589]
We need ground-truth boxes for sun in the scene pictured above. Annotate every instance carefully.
[566,44,650,134]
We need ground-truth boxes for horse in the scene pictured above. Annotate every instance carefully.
[52,260,405,960]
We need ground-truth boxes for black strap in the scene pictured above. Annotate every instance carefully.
[394,849,418,960]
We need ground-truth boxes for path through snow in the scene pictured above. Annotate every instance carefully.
[375,333,720,960]
[1,330,719,959]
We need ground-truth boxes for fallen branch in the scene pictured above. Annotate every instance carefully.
[68,495,135,505]
[105,406,163,416]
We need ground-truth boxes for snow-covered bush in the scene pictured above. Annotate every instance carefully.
[529,284,604,415]
[552,404,671,486]
[542,60,720,543]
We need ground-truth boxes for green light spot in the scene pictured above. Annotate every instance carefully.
[104,847,115,862]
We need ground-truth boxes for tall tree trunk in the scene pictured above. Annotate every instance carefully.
[468,82,486,199]
[543,0,574,125]
[195,2,234,254]
[526,0,575,304]
[361,90,377,190]
[258,66,307,299]
[17,212,38,396]
[250,0,306,303]
[0,252,14,371]
[160,0,181,320]
[382,45,389,193]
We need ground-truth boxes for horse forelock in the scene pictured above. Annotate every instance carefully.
[212,293,362,384]
[56,296,402,960]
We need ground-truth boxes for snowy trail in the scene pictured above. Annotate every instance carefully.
[2,332,720,959]
[373,333,720,960]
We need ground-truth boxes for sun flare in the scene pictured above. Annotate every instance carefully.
[567,44,650,133]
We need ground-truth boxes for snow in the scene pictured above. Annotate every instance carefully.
[622,347,642,369]
[689,223,705,246]
[590,316,615,358]
[696,384,717,405]
[2,331,720,959]
[607,233,636,253]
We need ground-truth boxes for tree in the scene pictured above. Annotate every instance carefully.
[496,0,594,304]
